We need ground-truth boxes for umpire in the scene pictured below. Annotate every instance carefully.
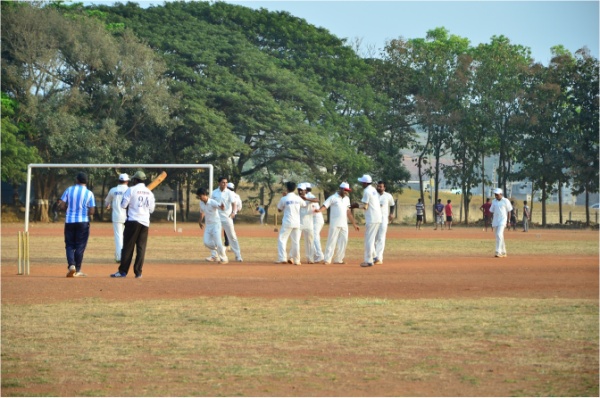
[110,171,155,278]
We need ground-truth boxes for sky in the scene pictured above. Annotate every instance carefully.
[85,0,599,65]
[221,1,599,64]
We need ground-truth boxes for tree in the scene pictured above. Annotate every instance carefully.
[1,93,42,185]
[2,2,175,220]
[470,36,533,194]
[565,48,599,225]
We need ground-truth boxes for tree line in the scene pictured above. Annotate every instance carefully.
[2,1,598,224]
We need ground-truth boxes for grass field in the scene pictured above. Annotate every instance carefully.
[1,222,598,396]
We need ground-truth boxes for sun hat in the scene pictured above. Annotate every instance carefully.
[358,174,372,184]
[118,173,130,182]
[132,171,146,181]
[339,182,352,191]
[493,188,503,195]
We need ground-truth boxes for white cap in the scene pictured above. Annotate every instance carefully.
[227,182,235,189]
[493,188,503,195]
[358,174,372,184]
[297,183,307,190]
[119,173,130,182]
[339,182,352,191]
[303,182,312,189]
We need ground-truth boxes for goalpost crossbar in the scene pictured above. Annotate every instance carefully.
[24,163,213,232]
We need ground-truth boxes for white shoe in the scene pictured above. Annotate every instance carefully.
[66,265,76,278]
[73,272,87,277]
[205,256,217,262]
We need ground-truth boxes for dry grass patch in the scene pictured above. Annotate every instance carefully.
[2,297,597,397]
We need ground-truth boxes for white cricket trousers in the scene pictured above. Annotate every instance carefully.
[494,225,507,255]
[277,225,302,263]
[374,221,389,261]
[313,217,325,261]
[204,222,227,262]
[112,221,125,261]
[211,218,242,260]
[323,226,349,263]
[302,227,315,263]
[364,222,381,263]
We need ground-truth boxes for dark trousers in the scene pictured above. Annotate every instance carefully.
[64,222,90,271]
[119,221,149,277]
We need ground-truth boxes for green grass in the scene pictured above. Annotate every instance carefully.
[2,297,598,396]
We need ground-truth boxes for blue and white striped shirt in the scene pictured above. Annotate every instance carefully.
[61,184,95,223]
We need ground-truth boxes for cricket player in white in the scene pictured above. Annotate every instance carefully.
[275,181,307,265]
[222,182,242,252]
[490,187,513,258]
[316,182,359,264]
[374,181,395,264]
[197,188,228,264]
[358,174,382,267]
[104,173,130,263]
[208,177,243,262]
[305,183,325,262]
[298,183,315,263]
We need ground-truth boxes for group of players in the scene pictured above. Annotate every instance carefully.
[196,174,396,268]
[59,170,516,278]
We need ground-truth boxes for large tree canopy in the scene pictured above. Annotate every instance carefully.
[2,1,597,224]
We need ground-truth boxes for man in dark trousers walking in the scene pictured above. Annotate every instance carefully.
[110,171,155,278]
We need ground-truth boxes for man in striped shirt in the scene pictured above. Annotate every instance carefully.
[59,172,96,277]
[415,198,424,230]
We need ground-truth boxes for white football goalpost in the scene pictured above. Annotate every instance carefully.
[18,163,213,275]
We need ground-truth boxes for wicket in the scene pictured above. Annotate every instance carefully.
[18,231,30,275]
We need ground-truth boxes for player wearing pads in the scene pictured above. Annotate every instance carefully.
[315,182,359,264]
[222,182,242,252]
[304,183,325,263]
[374,181,395,264]
[104,173,130,263]
[197,187,228,264]
[298,183,315,263]
[357,174,382,267]
[208,177,243,262]
[275,181,307,265]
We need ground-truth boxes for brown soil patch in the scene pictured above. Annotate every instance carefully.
[2,223,598,304]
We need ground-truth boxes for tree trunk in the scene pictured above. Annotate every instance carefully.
[417,156,427,224]
[541,180,547,227]
[558,181,563,224]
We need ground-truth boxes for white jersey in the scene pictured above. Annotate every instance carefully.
[233,192,242,214]
[490,197,513,227]
[200,198,222,225]
[306,192,324,222]
[361,185,382,224]
[105,184,129,223]
[322,193,351,228]
[211,187,235,221]
[277,192,306,228]
[379,192,395,224]
[300,198,314,230]
[121,183,155,227]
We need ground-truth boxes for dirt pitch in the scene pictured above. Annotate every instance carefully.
[1,222,598,303]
